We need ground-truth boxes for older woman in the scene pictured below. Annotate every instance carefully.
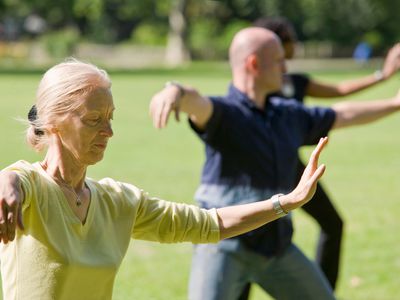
[0,59,327,300]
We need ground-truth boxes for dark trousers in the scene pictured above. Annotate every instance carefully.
[238,160,343,299]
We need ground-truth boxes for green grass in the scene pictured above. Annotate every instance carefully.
[0,66,399,300]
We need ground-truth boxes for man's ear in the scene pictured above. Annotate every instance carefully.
[245,54,259,75]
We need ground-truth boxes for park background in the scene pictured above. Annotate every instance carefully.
[1,0,400,299]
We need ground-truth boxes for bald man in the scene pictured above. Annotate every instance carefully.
[150,27,400,300]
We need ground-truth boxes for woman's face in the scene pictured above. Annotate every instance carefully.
[56,86,115,165]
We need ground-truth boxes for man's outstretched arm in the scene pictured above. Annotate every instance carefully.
[332,90,400,129]
[150,82,213,130]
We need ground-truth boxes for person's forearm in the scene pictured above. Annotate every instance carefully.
[216,193,303,240]
[334,73,383,96]
[179,87,213,129]
[308,43,399,100]
[332,98,400,129]
[307,73,383,98]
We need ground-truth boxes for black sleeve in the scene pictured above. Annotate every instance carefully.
[266,73,310,103]
[289,73,311,103]
[292,102,336,145]
[189,97,233,144]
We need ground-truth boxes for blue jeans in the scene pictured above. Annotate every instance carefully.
[188,242,335,300]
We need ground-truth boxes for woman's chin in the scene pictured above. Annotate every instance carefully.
[84,152,105,165]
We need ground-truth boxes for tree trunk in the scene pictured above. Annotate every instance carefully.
[165,0,191,66]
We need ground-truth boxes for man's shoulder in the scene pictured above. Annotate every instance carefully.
[208,94,235,105]
[208,85,248,107]
[208,94,226,101]
[207,94,245,115]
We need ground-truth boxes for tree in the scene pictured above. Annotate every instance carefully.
[165,0,190,65]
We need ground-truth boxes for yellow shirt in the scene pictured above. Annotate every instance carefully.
[0,161,220,300]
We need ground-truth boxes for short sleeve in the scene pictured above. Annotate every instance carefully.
[132,192,220,244]
[300,105,336,145]
[290,73,310,102]
[267,73,311,103]
[189,97,232,145]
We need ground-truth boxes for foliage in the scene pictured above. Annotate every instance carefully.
[0,0,399,56]
[189,18,249,59]
[39,27,80,58]
[188,18,220,59]
[130,22,168,46]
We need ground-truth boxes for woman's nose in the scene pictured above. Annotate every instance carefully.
[100,121,113,137]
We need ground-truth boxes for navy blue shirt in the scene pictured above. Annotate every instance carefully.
[190,84,336,256]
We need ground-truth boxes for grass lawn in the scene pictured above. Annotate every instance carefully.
[0,64,399,300]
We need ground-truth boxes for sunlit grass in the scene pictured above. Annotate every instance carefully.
[0,66,399,300]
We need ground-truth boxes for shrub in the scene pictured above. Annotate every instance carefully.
[131,22,167,46]
[40,27,80,58]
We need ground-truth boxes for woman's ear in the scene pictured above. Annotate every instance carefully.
[47,127,64,151]
[47,125,59,134]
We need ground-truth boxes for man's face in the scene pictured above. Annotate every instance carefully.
[259,39,286,92]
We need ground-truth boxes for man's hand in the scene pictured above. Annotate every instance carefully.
[149,84,183,129]
[149,83,213,130]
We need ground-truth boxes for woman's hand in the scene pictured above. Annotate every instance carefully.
[0,171,24,243]
[280,137,328,212]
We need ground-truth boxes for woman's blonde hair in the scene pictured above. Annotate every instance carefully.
[27,58,111,151]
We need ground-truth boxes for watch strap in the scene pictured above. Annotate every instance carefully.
[271,193,287,217]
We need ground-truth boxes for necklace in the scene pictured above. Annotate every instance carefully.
[39,162,85,206]
[53,178,85,207]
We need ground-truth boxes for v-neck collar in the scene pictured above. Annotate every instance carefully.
[33,162,96,232]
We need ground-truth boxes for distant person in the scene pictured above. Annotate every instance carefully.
[0,59,327,300]
[150,27,400,300]
[353,42,372,65]
[238,16,400,297]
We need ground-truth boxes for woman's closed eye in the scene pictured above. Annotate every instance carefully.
[83,116,101,126]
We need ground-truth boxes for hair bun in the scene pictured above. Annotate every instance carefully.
[28,105,38,122]
[28,105,44,135]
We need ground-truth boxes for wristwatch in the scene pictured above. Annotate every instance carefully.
[165,81,185,98]
[374,70,384,82]
[271,193,287,217]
